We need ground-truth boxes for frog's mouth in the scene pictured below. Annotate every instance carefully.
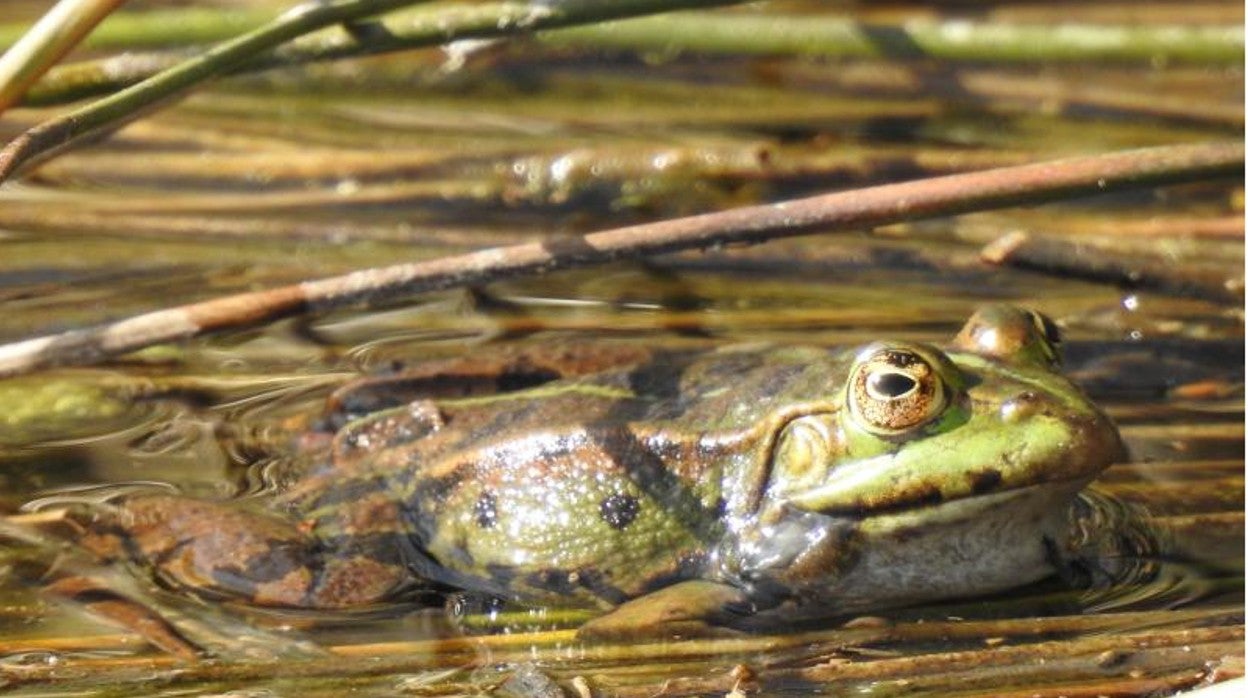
[786,468,1099,519]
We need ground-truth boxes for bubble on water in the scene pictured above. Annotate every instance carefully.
[0,651,61,668]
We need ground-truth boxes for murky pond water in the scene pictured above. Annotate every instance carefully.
[0,0,1243,695]
[1,279,1241,696]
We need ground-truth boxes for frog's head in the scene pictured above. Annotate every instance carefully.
[777,305,1124,516]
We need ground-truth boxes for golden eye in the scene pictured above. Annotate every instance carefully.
[848,347,947,435]
[952,305,1061,368]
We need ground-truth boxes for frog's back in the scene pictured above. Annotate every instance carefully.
[299,344,844,605]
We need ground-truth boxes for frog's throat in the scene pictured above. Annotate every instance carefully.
[801,480,1089,614]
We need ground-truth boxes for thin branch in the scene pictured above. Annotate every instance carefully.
[0,0,433,182]
[0,141,1239,378]
[0,0,125,113]
[15,8,1245,109]
[0,6,274,50]
[981,230,1244,303]
[0,0,747,182]
[542,13,1245,64]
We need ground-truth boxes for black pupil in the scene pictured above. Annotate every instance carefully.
[1034,312,1061,346]
[870,371,916,398]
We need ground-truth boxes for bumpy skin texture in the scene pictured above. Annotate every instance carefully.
[81,306,1124,634]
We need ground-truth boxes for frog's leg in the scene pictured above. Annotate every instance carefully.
[82,495,406,608]
[576,580,753,640]
[44,575,203,659]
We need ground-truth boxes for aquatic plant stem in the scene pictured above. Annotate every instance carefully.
[15,9,1244,108]
[5,5,1241,69]
[0,0,125,113]
[0,141,1239,378]
[0,0,433,181]
[0,0,748,182]
[543,13,1244,64]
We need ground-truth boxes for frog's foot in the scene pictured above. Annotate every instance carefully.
[82,496,403,608]
[44,575,203,659]
[576,581,753,641]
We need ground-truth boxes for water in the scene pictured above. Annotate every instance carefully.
[0,284,1239,696]
[0,0,1242,694]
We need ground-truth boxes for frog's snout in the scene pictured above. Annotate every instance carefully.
[991,382,1125,485]
[1046,405,1127,487]
[1076,409,1128,471]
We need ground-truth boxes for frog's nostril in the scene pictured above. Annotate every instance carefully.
[1000,391,1042,423]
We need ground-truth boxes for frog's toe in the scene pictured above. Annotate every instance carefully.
[44,575,204,659]
[575,581,752,641]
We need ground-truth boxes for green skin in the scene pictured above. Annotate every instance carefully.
[84,306,1124,637]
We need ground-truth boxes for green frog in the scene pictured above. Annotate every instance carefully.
[80,305,1124,637]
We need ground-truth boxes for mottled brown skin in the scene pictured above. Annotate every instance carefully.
[85,343,788,609]
[79,307,1125,636]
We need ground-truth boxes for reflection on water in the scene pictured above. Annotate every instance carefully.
[0,285,1240,694]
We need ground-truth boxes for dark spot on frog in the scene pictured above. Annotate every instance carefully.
[474,491,499,529]
[588,429,722,539]
[821,484,945,518]
[568,567,628,604]
[969,468,1003,494]
[485,562,518,588]
[622,351,694,398]
[526,568,576,596]
[600,493,641,530]
[396,469,470,544]
[523,567,627,604]
[594,350,705,421]
[202,539,314,599]
[402,467,467,506]
[496,368,562,392]
[910,485,944,508]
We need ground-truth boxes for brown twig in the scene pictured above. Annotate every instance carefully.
[0,140,1240,378]
[981,230,1245,303]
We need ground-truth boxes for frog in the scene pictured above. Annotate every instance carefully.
[78,305,1124,638]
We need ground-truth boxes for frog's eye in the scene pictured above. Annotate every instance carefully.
[953,305,1061,368]
[848,348,948,435]
[1027,309,1062,354]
